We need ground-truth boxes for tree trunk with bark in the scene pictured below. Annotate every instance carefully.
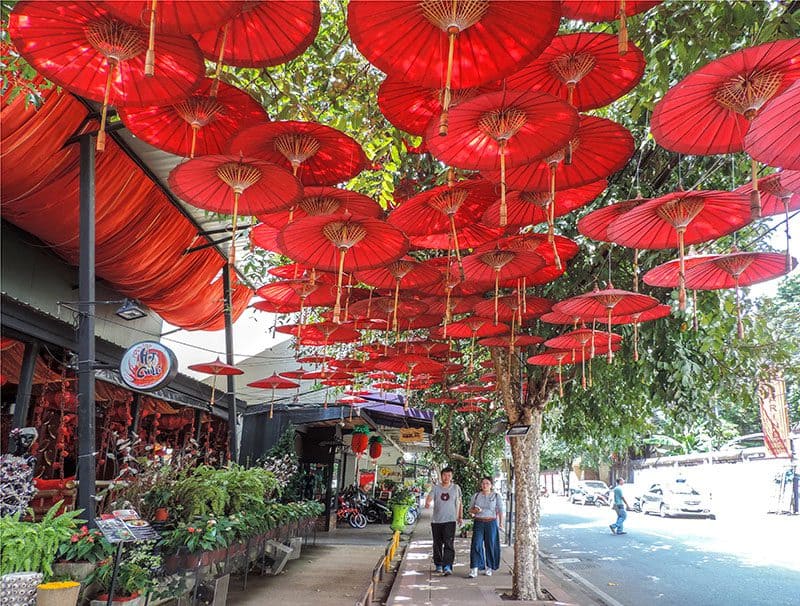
[492,347,551,600]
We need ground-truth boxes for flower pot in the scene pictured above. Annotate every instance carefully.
[163,552,182,575]
[53,562,96,583]
[37,581,81,606]
[184,552,203,569]
[153,508,169,522]
[390,505,410,533]
[90,593,141,606]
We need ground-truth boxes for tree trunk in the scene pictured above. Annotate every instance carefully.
[510,407,543,600]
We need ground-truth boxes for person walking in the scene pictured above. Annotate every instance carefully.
[424,466,462,575]
[467,477,504,578]
[609,478,630,535]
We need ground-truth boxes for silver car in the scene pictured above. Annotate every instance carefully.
[640,482,715,519]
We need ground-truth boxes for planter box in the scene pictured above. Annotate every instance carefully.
[52,562,96,583]
[90,593,142,606]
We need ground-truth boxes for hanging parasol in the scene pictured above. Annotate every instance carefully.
[258,187,382,227]
[427,396,458,406]
[247,372,299,419]
[348,0,560,135]
[650,39,800,216]
[168,155,302,268]
[250,223,282,252]
[188,357,243,409]
[425,89,579,226]
[375,354,446,408]
[506,33,645,109]
[8,0,205,151]
[377,77,494,136]
[478,335,544,349]
[554,286,658,361]
[560,1,663,54]
[684,251,798,338]
[279,367,308,380]
[277,214,408,323]
[604,304,672,361]
[527,349,585,397]
[545,328,622,389]
[118,78,268,158]
[99,0,241,76]
[606,190,752,310]
[228,120,369,186]
[744,79,800,171]
[482,180,607,230]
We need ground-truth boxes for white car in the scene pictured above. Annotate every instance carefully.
[570,480,610,506]
[640,482,715,519]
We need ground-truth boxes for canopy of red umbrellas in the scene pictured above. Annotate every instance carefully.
[6,1,799,411]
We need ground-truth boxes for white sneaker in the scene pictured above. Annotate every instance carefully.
[468,568,478,578]
[485,569,493,576]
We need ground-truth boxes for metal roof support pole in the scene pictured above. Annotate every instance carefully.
[222,264,239,463]
[12,341,40,430]
[77,134,97,526]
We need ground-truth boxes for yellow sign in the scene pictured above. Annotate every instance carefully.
[399,427,425,443]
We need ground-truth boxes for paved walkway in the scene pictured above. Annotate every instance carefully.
[386,508,602,605]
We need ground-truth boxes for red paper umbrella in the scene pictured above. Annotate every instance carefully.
[297,355,333,364]
[373,382,403,391]
[188,357,243,408]
[251,299,300,314]
[561,1,662,54]
[482,180,606,230]
[545,328,622,388]
[330,358,367,372]
[451,384,493,394]
[605,303,672,361]
[302,369,354,381]
[258,187,382,227]
[426,90,579,226]
[348,0,560,135]
[745,80,800,171]
[279,322,361,346]
[256,280,342,311]
[248,372,299,418]
[118,78,267,158]
[554,286,658,361]
[738,173,800,266]
[378,77,495,136]
[279,367,308,380]
[540,310,582,326]
[607,190,752,309]
[349,296,428,321]
[268,263,336,282]
[195,1,320,67]
[478,335,544,348]
[457,404,485,413]
[250,223,281,252]
[357,258,441,332]
[8,0,205,151]
[464,395,491,403]
[427,396,458,405]
[431,316,508,370]
[394,314,443,332]
[485,232,581,271]
[685,251,798,338]
[506,33,645,110]
[228,121,369,186]
[460,248,546,323]
[169,155,301,266]
[278,215,408,322]
[651,40,800,214]
[100,0,241,76]
[642,254,722,288]
[409,224,504,252]
[577,198,644,241]
[389,179,498,268]
[376,355,446,407]
[526,350,580,396]
[473,295,552,325]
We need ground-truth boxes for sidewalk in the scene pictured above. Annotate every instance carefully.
[386,508,603,605]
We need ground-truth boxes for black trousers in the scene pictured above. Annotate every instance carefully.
[431,521,457,567]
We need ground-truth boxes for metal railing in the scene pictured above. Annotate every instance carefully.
[355,530,401,606]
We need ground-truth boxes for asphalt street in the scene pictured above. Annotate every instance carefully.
[538,498,800,606]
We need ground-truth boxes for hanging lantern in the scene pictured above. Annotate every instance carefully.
[351,425,370,456]
[369,435,383,461]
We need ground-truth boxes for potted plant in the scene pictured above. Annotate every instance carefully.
[142,485,173,522]
[158,516,229,569]
[54,526,113,582]
[88,544,161,606]
[37,581,81,606]
[388,486,416,533]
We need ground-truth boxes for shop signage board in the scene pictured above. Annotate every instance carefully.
[399,427,425,443]
[119,341,178,392]
[96,509,160,543]
[378,465,403,481]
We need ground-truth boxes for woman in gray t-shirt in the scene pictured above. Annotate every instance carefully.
[467,476,505,577]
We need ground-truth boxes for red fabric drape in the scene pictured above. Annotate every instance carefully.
[1,89,252,330]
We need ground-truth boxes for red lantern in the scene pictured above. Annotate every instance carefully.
[369,438,383,461]
[351,433,368,455]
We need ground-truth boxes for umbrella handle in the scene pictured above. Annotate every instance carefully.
[581,345,586,389]
[210,374,217,409]
[449,214,465,282]
[618,0,628,55]
[210,23,230,98]
[145,0,157,77]
[97,60,117,152]
[229,191,241,269]
[677,228,687,311]
[633,322,640,362]
[190,125,199,159]
[785,199,792,272]
[607,308,613,363]
[494,269,500,325]
[632,249,639,292]
[333,248,347,323]
[734,276,744,339]
[558,362,563,398]
[749,158,761,219]
[438,30,457,137]
[499,140,508,227]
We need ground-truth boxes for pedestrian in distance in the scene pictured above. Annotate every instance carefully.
[424,466,462,576]
[467,476,505,578]
[609,478,630,535]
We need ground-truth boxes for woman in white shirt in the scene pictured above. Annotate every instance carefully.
[467,476,505,578]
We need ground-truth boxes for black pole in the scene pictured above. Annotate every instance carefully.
[194,408,203,444]
[791,437,799,515]
[222,265,238,463]
[77,134,97,526]
[105,542,125,606]
[129,393,142,438]
[12,341,40,429]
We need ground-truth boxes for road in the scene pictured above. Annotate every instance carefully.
[538,498,800,606]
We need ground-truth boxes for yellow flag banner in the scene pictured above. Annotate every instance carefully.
[758,378,791,458]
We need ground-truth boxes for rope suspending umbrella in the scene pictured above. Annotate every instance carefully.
[606,190,752,310]
[651,39,800,218]
[348,0,560,136]
[426,89,579,227]
[560,1,663,54]
[168,155,302,269]
[684,251,798,338]
[247,373,299,419]
[643,254,720,330]
[9,0,205,151]
[188,358,243,410]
